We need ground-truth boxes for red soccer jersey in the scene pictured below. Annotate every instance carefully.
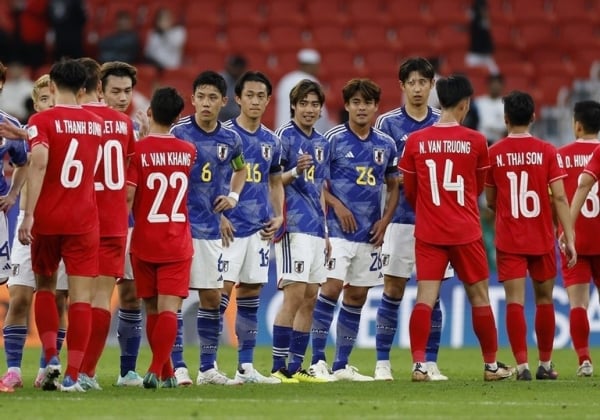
[576,141,600,254]
[486,133,566,254]
[127,134,197,263]
[83,102,135,237]
[27,105,102,235]
[399,122,489,245]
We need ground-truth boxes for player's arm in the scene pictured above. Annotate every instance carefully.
[282,153,313,186]
[370,175,400,247]
[324,184,357,234]
[476,168,488,196]
[485,186,497,211]
[18,145,48,245]
[0,162,28,212]
[261,172,284,240]
[214,154,246,213]
[550,178,576,268]
[403,171,417,209]
[570,172,595,225]
[126,184,136,212]
[0,122,27,140]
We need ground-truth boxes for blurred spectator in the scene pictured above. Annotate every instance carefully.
[0,61,34,122]
[275,48,334,132]
[465,0,499,76]
[10,0,49,68]
[219,54,247,121]
[475,74,506,144]
[97,10,140,64]
[144,8,186,71]
[48,0,86,60]
[427,56,443,109]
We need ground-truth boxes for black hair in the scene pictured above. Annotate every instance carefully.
[192,71,227,97]
[398,57,435,83]
[342,78,381,104]
[234,71,272,97]
[436,74,473,108]
[503,91,535,126]
[100,61,137,91]
[289,79,325,118]
[49,59,87,95]
[151,87,184,126]
[77,57,101,94]
[574,100,600,134]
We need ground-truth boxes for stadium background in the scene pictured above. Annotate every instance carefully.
[1,0,600,349]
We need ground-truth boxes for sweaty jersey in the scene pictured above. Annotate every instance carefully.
[276,121,329,238]
[170,116,244,240]
[127,134,196,262]
[83,102,135,237]
[27,105,102,235]
[574,141,600,254]
[326,123,399,243]
[223,119,282,237]
[486,133,566,254]
[375,106,440,224]
[0,110,28,195]
[400,122,489,245]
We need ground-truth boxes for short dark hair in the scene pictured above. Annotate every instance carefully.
[151,87,184,126]
[503,91,535,126]
[49,59,87,95]
[234,71,272,97]
[488,74,504,84]
[100,61,137,91]
[77,57,101,94]
[192,71,227,97]
[574,100,600,134]
[0,61,6,84]
[342,78,381,104]
[289,79,325,118]
[436,74,473,108]
[398,57,435,83]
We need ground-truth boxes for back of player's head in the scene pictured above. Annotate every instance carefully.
[398,57,435,83]
[49,59,87,95]
[436,74,473,108]
[150,87,184,126]
[31,74,50,102]
[77,57,101,94]
[574,100,600,134]
[503,91,535,126]
[0,61,6,84]
[192,71,227,97]
[342,78,381,104]
[234,71,272,97]
[289,79,325,118]
[100,61,137,92]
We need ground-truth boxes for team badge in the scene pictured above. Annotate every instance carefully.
[381,254,390,266]
[373,148,386,165]
[294,261,304,273]
[261,144,272,161]
[217,144,229,161]
[314,145,325,163]
[326,258,336,271]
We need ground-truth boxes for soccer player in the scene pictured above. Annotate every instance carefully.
[76,58,135,390]
[562,100,600,376]
[170,70,246,386]
[270,79,330,383]
[99,61,145,386]
[19,59,103,392]
[374,57,450,381]
[310,78,399,382]
[126,87,196,389]
[400,74,513,382]
[486,91,575,381]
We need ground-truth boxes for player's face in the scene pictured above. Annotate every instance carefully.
[400,71,433,107]
[102,75,133,112]
[192,84,226,123]
[345,93,378,127]
[34,86,53,112]
[236,81,270,120]
[292,92,322,131]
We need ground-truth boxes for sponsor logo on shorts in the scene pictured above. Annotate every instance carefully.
[381,254,390,266]
[294,261,304,273]
[326,258,336,270]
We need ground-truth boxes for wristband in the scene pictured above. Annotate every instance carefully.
[291,167,300,178]
[228,192,239,203]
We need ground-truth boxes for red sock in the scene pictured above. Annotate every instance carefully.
[570,307,591,364]
[146,313,159,352]
[35,291,59,363]
[149,311,177,376]
[535,303,555,362]
[506,303,528,364]
[409,303,432,363]
[161,359,174,380]
[65,303,92,380]
[80,308,112,376]
[472,305,498,364]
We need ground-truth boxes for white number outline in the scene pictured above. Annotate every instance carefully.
[94,140,125,191]
[425,158,464,206]
[146,172,188,223]
[506,171,540,218]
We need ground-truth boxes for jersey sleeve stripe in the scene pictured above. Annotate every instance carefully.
[583,168,599,180]
[548,173,567,183]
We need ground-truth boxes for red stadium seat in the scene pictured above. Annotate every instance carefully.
[160,67,199,115]
[435,24,470,52]
[183,1,223,26]
[224,0,264,27]
[362,50,402,79]
[308,26,356,53]
[498,61,535,79]
[319,51,361,81]
[225,26,269,53]
[134,64,160,99]
[266,24,310,54]
[183,26,226,63]
[346,0,389,25]
[511,0,554,24]
[305,0,347,26]
[551,0,596,24]
[535,74,572,106]
[503,74,533,93]
[487,0,515,25]
[490,24,518,50]
[557,23,600,55]
[352,24,399,52]
[264,0,306,27]
[387,1,432,26]
[427,0,470,25]
[515,22,558,53]
[395,25,440,58]
[375,76,402,113]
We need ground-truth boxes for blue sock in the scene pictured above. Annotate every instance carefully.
[332,303,362,372]
[375,293,402,361]
[219,294,229,338]
[271,325,292,372]
[310,294,337,365]
[118,308,142,377]
[198,308,220,372]
[288,330,310,373]
[171,310,186,369]
[236,296,260,367]
[426,297,443,363]
[4,326,27,369]
[57,328,66,353]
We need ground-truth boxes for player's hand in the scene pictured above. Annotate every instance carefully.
[213,195,237,213]
[324,237,332,261]
[134,110,150,138]
[333,202,357,234]
[369,219,388,247]
[0,193,17,213]
[563,241,577,268]
[397,173,404,186]
[296,153,313,175]
[0,121,24,140]
[260,216,283,241]
[220,215,235,248]
[18,214,33,245]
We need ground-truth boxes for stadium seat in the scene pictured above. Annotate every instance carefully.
[134,64,160,99]
[503,73,533,93]
[487,0,515,25]
[264,0,306,27]
[352,24,399,52]
[535,74,571,106]
[225,26,269,53]
[183,1,223,26]
[362,50,401,79]
[551,0,596,24]
[515,22,558,53]
[557,23,600,55]
[224,0,264,27]
[511,0,555,24]
[395,25,440,58]
[375,76,402,113]
[305,0,347,26]
[319,51,362,82]
[387,1,432,26]
[490,24,517,51]
[160,67,198,114]
[427,0,470,25]
[308,26,356,53]
[183,26,226,62]
[266,24,310,54]
[435,24,470,52]
[498,60,535,79]
[346,0,389,25]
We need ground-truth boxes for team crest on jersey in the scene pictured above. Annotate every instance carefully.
[217,144,229,161]
[294,261,304,273]
[373,148,386,165]
[381,254,390,266]
[261,144,272,161]
[326,258,336,271]
[314,145,325,163]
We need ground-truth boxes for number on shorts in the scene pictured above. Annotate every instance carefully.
[60,138,84,188]
[259,247,269,267]
[425,159,464,206]
[506,171,540,218]
[94,140,125,191]
[578,173,600,218]
[369,252,382,272]
[146,172,188,223]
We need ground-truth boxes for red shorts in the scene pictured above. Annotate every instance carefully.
[31,228,99,277]
[99,236,126,278]
[131,254,191,299]
[415,238,488,284]
[561,253,600,288]
[496,249,556,282]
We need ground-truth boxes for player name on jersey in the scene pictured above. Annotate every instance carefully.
[419,140,471,154]
[495,152,544,166]
[102,120,129,135]
[141,151,193,167]
[54,119,102,136]
[564,153,592,168]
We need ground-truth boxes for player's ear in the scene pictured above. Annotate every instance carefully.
[146,107,152,119]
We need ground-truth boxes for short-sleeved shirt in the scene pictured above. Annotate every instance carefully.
[375,106,440,224]
[223,119,282,237]
[170,116,244,240]
[0,110,28,194]
[575,141,600,254]
[399,122,489,245]
[83,102,135,237]
[276,121,330,238]
[486,133,566,254]
[326,123,399,243]
[27,105,102,235]
[127,134,196,262]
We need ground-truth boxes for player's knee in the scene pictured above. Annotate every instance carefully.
[383,276,407,299]
[7,295,32,319]
[118,281,140,308]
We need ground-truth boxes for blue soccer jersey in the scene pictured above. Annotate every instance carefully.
[223,119,282,237]
[0,110,27,195]
[375,106,440,224]
[276,121,330,238]
[171,116,244,240]
[326,123,398,243]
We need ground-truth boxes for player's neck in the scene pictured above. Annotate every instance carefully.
[348,121,371,140]
[78,93,100,105]
[438,110,460,124]
[293,119,313,137]
[194,115,218,133]
[55,91,79,106]
[579,134,598,141]
[404,102,428,121]
[236,114,261,133]
[149,121,170,135]
[508,125,530,135]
